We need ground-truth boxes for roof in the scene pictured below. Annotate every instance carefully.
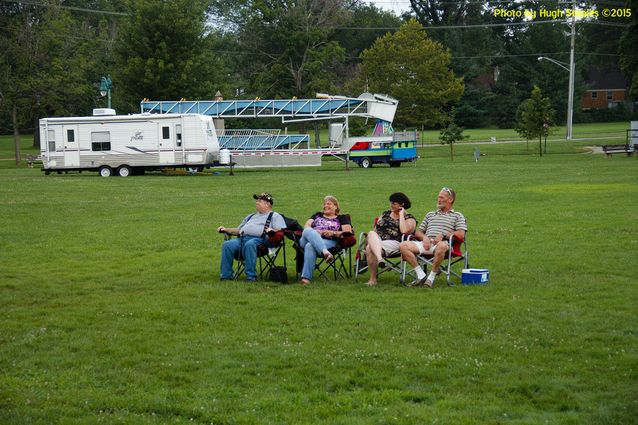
[585,67,628,90]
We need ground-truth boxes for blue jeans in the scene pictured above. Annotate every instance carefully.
[220,235,269,281]
[299,228,338,281]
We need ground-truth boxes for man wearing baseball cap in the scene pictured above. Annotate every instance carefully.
[217,193,286,281]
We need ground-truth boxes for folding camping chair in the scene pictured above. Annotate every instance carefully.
[400,234,469,286]
[314,231,356,280]
[223,231,286,280]
[354,218,410,281]
[292,215,356,281]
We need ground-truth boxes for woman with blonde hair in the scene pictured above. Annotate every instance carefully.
[298,195,352,285]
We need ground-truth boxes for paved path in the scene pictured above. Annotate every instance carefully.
[420,135,624,154]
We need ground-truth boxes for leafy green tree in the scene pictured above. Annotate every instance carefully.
[211,0,349,99]
[439,119,467,161]
[114,0,226,112]
[619,0,638,98]
[515,86,555,157]
[335,3,403,65]
[360,19,463,128]
[408,0,504,131]
[0,3,106,154]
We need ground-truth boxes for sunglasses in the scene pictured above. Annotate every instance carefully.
[441,187,453,196]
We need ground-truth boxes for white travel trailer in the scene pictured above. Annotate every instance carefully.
[39,109,221,176]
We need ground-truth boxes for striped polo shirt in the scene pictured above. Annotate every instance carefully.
[418,209,467,238]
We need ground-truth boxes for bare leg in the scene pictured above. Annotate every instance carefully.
[399,240,420,268]
[431,241,449,273]
[366,231,384,263]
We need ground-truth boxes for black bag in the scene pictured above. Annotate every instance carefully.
[268,266,288,284]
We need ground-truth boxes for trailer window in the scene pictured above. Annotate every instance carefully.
[162,126,170,140]
[48,129,56,152]
[91,131,111,151]
[176,124,182,147]
[67,129,75,142]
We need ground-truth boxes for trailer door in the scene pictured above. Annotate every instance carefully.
[159,124,175,164]
[63,125,80,167]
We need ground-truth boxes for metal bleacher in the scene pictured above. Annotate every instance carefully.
[218,129,309,150]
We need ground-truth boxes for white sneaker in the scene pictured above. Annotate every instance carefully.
[418,276,434,288]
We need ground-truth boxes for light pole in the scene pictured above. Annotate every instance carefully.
[99,76,112,109]
[537,1,576,141]
[538,56,574,140]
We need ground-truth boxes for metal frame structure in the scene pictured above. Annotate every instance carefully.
[140,93,399,167]
[218,129,310,151]
[140,93,398,123]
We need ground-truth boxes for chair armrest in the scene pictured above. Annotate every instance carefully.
[266,230,285,245]
[337,231,357,249]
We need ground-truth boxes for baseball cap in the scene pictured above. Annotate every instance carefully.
[253,192,274,205]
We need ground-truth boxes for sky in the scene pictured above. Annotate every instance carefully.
[367,0,412,15]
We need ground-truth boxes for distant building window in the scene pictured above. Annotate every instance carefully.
[591,92,598,99]
[67,129,75,142]
[162,126,170,139]
[607,91,613,100]
[91,131,111,151]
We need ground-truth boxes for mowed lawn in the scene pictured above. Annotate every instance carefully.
[0,137,637,424]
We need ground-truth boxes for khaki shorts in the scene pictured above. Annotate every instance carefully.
[413,240,436,255]
[381,239,401,257]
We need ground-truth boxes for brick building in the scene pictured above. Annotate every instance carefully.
[581,67,629,110]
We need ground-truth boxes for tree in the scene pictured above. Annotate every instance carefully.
[211,0,349,99]
[360,19,463,128]
[114,0,225,112]
[0,2,107,156]
[619,0,638,98]
[335,3,403,65]
[515,86,555,157]
[439,118,467,161]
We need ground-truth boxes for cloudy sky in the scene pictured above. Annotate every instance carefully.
[368,0,411,15]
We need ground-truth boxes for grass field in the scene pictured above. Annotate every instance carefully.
[1,121,631,159]
[1,133,637,424]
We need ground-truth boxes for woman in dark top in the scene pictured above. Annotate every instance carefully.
[299,195,352,285]
[365,192,416,286]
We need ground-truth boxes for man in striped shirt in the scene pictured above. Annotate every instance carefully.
[399,187,467,287]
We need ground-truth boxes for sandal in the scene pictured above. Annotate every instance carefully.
[300,278,311,286]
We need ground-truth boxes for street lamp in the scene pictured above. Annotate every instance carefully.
[537,56,569,71]
[99,76,112,109]
[538,56,574,141]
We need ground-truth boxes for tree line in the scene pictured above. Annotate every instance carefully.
[1,0,636,148]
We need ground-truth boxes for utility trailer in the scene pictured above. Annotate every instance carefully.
[39,109,221,176]
[348,130,418,168]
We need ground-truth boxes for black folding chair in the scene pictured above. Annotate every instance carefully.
[223,231,286,280]
[291,216,356,282]
[315,232,356,281]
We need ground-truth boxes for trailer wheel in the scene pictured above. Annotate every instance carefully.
[361,157,372,169]
[99,166,113,177]
[117,165,132,177]
[389,161,401,168]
